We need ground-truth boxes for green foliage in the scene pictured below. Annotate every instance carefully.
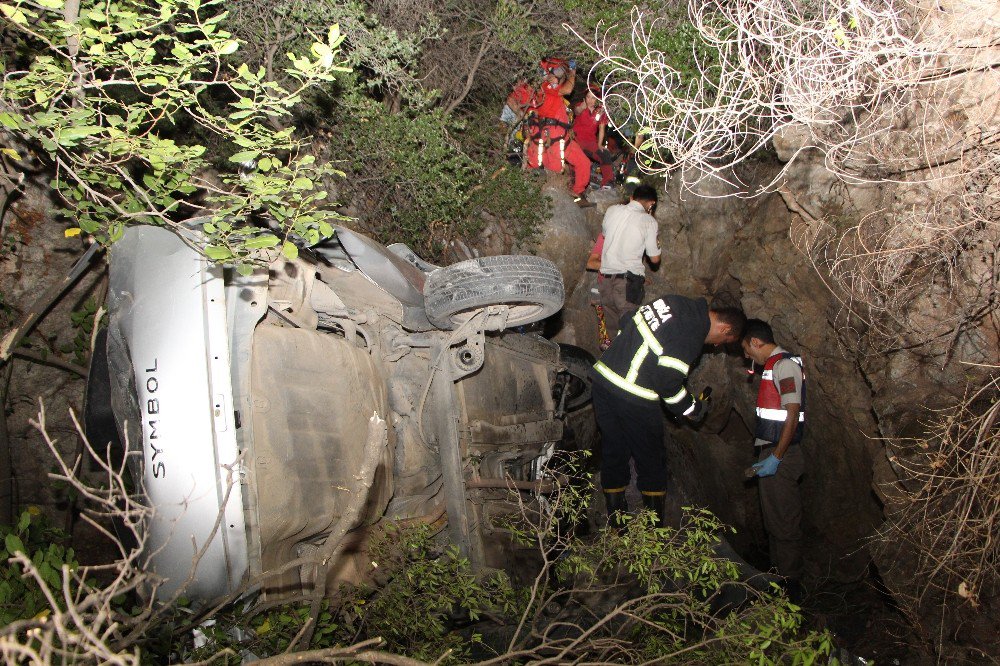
[713,594,836,666]
[567,507,833,664]
[351,523,518,660]
[225,0,440,107]
[560,0,724,157]
[498,463,835,664]
[1,474,834,664]
[562,1,719,84]
[325,92,545,258]
[58,297,103,365]
[180,523,517,663]
[0,509,78,626]
[0,0,347,265]
[1,0,558,260]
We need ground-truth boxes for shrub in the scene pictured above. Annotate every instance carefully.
[323,92,546,259]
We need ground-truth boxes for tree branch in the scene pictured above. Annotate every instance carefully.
[443,33,491,115]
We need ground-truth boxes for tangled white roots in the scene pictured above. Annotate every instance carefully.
[580,0,998,192]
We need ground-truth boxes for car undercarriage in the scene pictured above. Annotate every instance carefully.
[86,223,594,603]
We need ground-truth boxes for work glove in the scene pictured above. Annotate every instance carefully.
[752,454,781,477]
[686,397,708,426]
[568,59,577,70]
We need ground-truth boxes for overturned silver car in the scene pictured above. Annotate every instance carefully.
[85,223,592,602]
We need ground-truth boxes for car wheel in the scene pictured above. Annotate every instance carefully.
[423,255,564,330]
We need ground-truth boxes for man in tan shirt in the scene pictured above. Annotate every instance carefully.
[597,184,661,339]
[742,319,806,601]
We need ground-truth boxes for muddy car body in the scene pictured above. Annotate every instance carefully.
[88,223,592,602]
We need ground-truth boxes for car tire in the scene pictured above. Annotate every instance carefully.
[423,255,564,330]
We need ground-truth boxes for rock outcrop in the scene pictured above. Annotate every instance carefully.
[0,183,94,518]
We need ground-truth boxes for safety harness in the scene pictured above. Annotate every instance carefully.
[524,113,572,170]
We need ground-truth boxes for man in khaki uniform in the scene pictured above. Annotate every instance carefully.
[742,319,806,600]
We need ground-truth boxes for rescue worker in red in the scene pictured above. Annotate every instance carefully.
[525,58,595,208]
[741,319,806,600]
[573,84,615,189]
[501,77,534,143]
[591,295,747,528]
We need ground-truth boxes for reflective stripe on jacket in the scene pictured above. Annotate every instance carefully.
[754,351,806,444]
[590,295,709,417]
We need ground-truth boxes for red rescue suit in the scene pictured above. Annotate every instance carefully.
[525,82,592,196]
[573,106,614,187]
[754,351,806,444]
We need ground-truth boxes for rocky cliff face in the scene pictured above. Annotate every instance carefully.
[0,184,94,519]
[536,173,886,580]
[533,114,998,651]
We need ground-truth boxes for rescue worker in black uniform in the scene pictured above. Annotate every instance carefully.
[591,295,747,527]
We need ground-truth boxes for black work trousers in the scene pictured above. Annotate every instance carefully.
[592,381,666,493]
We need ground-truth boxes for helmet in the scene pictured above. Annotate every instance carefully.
[587,83,603,100]
[539,57,569,78]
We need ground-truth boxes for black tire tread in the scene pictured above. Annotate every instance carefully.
[424,255,564,330]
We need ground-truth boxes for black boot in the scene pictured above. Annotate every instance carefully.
[640,492,665,529]
[603,490,628,531]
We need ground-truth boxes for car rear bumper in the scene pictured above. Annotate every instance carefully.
[106,226,249,601]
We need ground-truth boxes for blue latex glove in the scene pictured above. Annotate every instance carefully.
[568,59,577,70]
[753,454,781,477]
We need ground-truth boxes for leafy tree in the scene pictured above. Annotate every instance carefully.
[225,0,441,107]
[0,0,347,269]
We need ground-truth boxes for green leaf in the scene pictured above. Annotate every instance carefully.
[0,112,20,129]
[204,245,233,260]
[5,534,24,554]
[218,40,239,55]
[0,3,29,25]
[312,41,332,59]
[243,234,279,249]
[229,150,259,163]
[281,241,298,260]
[57,126,103,142]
